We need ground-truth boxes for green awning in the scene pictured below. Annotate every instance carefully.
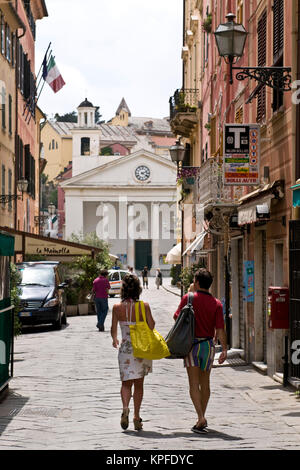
[0,232,15,256]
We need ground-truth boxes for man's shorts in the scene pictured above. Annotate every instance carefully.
[184,338,215,371]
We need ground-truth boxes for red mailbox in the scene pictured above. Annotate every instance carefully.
[267,287,289,329]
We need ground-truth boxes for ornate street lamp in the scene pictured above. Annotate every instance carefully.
[0,178,28,204]
[170,141,185,164]
[214,13,292,91]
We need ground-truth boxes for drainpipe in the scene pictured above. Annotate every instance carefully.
[182,0,186,88]
[14,0,26,231]
[296,0,300,182]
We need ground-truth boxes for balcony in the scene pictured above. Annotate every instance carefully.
[169,89,199,137]
[196,159,242,210]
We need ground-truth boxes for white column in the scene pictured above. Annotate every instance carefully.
[151,203,160,274]
[65,196,83,238]
[127,203,135,268]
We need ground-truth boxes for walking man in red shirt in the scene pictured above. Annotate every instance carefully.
[93,269,111,332]
[173,268,227,433]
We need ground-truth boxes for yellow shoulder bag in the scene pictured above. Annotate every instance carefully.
[129,301,170,360]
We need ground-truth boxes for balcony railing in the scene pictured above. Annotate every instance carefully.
[169,88,199,120]
[196,159,243,207]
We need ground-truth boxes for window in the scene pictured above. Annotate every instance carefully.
[16,136,24,180]
[257,10,267,122]
[8,94,12,135]
[5,23,10,62]
[81,137,90,155]
[210,115,217,155]
[237,0,244,24]
[52,139,55,149]
[235,106,244,124]
[273,0,284,111]
[1,85,5,129]
[11,33,15,67]
[1,165,5,208]
[0,13,4,56]
[8,169,12,211]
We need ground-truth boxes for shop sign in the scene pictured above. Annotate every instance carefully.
[243,261,254,302]
[224,124,260,186]
[25,238,91,256]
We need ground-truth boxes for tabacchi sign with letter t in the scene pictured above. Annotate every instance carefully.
[224,124,260,186]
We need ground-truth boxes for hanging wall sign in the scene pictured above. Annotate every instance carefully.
[224,124,260,186]
[243,261,254,302]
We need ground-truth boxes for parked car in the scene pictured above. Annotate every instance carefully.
[108,269,129,297]
[16,261,68,330]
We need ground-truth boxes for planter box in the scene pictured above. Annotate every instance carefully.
[78,303,89,315]
[66,305,78,316]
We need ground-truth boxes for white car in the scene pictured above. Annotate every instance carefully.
[108,269,129,297]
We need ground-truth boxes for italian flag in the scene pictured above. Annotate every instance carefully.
[43,55,65,93]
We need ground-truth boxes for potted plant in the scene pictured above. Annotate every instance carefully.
[65,287,79,316]
[202,13,212,34]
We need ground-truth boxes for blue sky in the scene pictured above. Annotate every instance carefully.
[35,0,183,122]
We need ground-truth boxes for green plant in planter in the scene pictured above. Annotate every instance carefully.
[10,263,22,337]
[68,232,113,304]
[180,259,207,294]
[202,13,212,33]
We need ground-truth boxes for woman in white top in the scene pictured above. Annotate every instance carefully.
[111,274,155,431]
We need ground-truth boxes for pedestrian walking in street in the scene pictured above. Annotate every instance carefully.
[128,266,137,276]
[141,266,148,289]
[111,273,155,431]
[155,268,162,289]
[93,269,111,331]
[173,268,227,433]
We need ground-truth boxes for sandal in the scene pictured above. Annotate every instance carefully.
[120,408,129,430]
[133,417,143,431]
[191,419,208,434]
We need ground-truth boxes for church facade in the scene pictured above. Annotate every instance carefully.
[60,99,177,274]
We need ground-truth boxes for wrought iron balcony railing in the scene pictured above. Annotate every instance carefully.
[196,159,243,207]
[169,88,199,120]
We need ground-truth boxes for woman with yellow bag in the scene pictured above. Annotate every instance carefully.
[111,273,169,431]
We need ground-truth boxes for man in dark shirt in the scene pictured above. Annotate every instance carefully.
[174,268,227,433]
[93,269,111,331]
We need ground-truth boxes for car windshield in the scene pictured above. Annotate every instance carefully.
[18,267,55,287]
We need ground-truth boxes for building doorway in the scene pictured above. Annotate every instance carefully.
[135,240,152,272]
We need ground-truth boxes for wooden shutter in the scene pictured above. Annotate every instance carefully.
[210,115,217,155]
[273,0,284,63]
[257,10,267,122]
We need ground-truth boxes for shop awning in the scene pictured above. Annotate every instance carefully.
[0,231,15,256]
[182,231,207,256]
[0,226,117,261]
[237,180,284,225]
[291,182,300,208]
[165,243,181,264]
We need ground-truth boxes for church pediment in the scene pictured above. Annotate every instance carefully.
[60,150,177,188]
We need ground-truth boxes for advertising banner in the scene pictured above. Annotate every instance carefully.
[224,124,260,186]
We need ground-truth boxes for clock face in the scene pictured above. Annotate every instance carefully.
[135,165,150,181]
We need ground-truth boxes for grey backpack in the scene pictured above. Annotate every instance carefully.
[165,293,195,359]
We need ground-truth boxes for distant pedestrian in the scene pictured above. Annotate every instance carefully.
[173,268,227,433]
[111,273,155,431]
[141,266,148,289]
[155,269,162,289]
[129,266,137,276]
[93,269,111,331]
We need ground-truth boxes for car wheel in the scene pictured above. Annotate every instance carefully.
[109,294,115,298]
[53,313,62,330]
[62,311,67,325]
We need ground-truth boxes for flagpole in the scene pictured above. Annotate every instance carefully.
[36,54,53,103]
[36,42,51,83]
[36,48,52,96]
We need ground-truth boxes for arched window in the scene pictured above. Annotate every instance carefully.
[81,137,90,155]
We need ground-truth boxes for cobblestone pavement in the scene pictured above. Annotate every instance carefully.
[0,278,299,450]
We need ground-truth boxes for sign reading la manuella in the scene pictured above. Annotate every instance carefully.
[25,239,92,256]
[224,124,260,186]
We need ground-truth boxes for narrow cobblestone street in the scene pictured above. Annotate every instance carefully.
[0,278,299,450]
